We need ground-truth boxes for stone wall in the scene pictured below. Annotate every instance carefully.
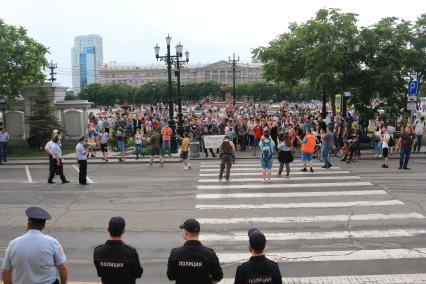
[5,111,25,139]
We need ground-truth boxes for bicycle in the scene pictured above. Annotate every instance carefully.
[316,144,343,162]
[340,143,360,162]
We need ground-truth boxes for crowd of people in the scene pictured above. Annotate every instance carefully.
[39,99,426,185]
[75,100,425,177]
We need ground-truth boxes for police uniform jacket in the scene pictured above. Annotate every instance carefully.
[234,255,282,284]
[167,240,223,284]
[93,240,143,284]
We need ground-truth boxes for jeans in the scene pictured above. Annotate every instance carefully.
[162,139,171,156]
[219,154,232,180]
[399,148,411,169]
[321,145,332,167]
[135,143,143,158]
[374,141,382,155]
[413,135,423,152]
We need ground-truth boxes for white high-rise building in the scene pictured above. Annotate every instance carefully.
[71,34,103,93]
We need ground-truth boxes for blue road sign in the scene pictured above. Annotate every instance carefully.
[408,81,418,95]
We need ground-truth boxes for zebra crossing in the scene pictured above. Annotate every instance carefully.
[194,160,426,283]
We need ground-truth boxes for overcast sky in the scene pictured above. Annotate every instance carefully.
[1,0,425,87]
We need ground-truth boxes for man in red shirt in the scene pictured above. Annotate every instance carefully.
[253,121,263,156]
[161,124,172,156]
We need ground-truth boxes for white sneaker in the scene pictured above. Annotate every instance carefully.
[183,166,189,170]
[268,178,272,183]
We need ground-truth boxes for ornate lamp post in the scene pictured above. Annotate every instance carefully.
[228,53,239,106]
[154,35,188,152]
[174,43,189,137]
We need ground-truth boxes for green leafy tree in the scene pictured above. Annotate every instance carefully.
[408,14,426,97]
[0,19,48,99]
[64,90,77,101]
[355,17,413,121]
[26,89,61,148]
[253,8,361,115]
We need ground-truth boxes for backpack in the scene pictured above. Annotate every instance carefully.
[221,140,233,154]
[261,141,273,160]
[374,134,381,143]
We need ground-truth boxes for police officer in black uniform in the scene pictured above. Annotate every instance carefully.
[93,217,143,284]
[167,218,223,284]
[234,228,282,284]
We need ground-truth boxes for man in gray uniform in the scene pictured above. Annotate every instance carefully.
[1,207,68,284]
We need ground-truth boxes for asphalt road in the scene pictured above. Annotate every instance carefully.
[0,154,426,283]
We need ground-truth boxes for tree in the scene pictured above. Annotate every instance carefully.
[64,90,77,101]
[409,14,426,98]
[26,89,61,148]
[182,81,221,101]
[0,19,48,100]
[355,17,413,121]
[253,8,361,115]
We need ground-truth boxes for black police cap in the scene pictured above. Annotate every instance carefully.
[179,218,200,233]
[25,207,52,221]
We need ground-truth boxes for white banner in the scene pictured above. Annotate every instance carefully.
[203,135,225,149]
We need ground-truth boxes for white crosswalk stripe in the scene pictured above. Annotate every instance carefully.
[196,199,404,210]
[195,160,426,281]
[196,190,388,199]
[220,274,426,284]
[201,228,426,241]
[200,170,351,177]
[200,163,324,168]
[200,166,342,172]
[197,181,373,190]
[198,175,362,182]
[198,213,425,224]
[217,248,426,263]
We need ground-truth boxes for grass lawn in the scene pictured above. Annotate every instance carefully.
[7,145,75,158]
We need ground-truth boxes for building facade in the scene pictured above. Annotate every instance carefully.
[71,34,103,93]
[99,60,263,86]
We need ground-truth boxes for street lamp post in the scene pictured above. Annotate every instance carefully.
[154,35,188,153]
[228,53,239,106]
[174,43,189,137]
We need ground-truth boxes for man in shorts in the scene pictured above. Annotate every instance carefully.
[296,129,316,172]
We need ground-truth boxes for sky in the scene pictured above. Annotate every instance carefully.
[1,0,425,88]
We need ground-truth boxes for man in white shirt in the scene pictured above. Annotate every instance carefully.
[2,207,68,284]
[76,136,89,185]
[48,136,70,184]
[413,117,425,152]
[44,135,57,181]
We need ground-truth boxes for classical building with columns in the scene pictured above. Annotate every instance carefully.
[99,60,264,86]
